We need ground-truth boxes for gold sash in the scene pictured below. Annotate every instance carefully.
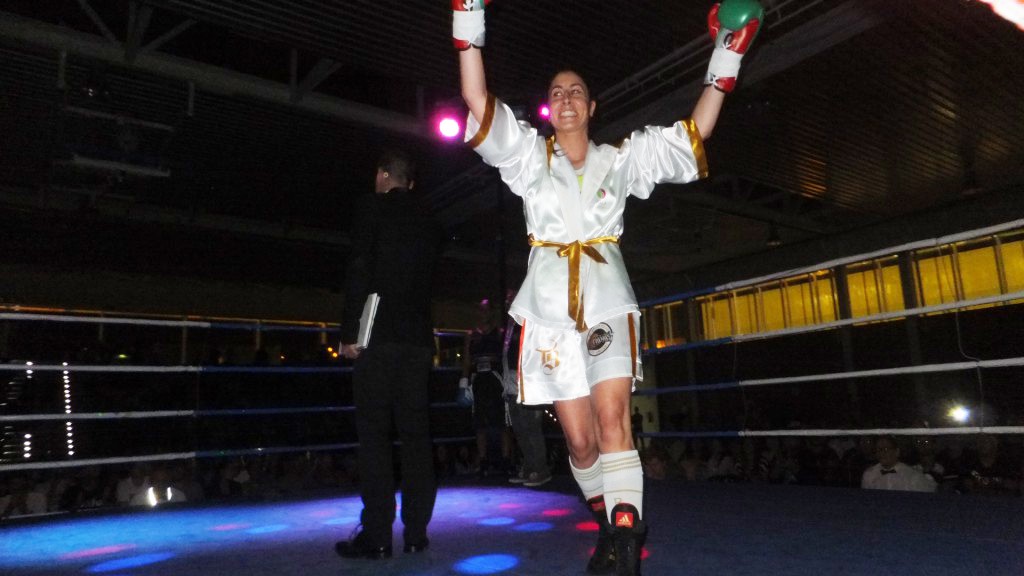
[528,234,620,332]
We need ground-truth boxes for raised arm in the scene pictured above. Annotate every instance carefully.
[460,48,489,124]
[694,0,764,140]
[452,1,490,125]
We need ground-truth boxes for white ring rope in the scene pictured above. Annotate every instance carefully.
[641,426,1024,439]
[0,437,477,472]
[0,312,211,328]
[632,356,1024,394]
[739,357,1023,387]
[1,411,195,421]
[0,312,340,332]
[0,365,351,373]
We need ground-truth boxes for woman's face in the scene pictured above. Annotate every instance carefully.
[547,71,596,135]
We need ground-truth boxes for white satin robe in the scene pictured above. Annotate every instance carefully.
[465,94,708,332]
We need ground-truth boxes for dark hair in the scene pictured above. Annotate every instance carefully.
[377,148,416,185]
[875,435,899,451]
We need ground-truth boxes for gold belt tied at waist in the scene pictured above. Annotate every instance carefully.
[528,234,620,333]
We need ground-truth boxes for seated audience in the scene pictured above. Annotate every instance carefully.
[861,435,936,493]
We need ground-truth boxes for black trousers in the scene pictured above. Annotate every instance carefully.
[352,343,436,546]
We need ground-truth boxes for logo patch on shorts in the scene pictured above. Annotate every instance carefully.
[587,323,613,356]
[536,342,560,375]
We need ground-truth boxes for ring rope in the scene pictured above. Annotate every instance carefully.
[0,434,477,472]
[632,356,1023,395]
[640,426,1024,439]
[0,402,474,422]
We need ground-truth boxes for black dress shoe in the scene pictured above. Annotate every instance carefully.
[403,537,430,554]
[335,532,392,560]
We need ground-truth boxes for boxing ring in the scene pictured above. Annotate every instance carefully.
[2,220,1023,575]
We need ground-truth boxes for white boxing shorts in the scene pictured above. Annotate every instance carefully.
[514,312,643,405]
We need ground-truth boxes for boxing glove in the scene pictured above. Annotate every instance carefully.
[705,0,764,93]
[452,0,489,51]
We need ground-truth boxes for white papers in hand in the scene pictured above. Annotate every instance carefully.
[356,293,380,349]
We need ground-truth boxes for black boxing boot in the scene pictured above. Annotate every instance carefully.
[610,503,647,576]
[585,496,616,574]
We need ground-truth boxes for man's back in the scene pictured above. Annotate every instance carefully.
[341,188,438,349]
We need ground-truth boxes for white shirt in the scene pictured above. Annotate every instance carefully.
[116,475,151,505]
[862,462,937,492]
[0,491,47,517]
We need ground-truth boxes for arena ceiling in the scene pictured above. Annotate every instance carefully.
[1,0,1022,304]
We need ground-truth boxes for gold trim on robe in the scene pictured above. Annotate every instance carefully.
[468,93,497,149]
[681,118,709,179]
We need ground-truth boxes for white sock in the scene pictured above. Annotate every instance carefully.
[569,457,603,502]
[600,450,643,521]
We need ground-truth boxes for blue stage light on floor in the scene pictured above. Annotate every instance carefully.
[453,554,520,574]
[245,524,289,534]
[514,522,554,532]
[322,516,359,525]
[477,517,515,526]
[86,552,175,573]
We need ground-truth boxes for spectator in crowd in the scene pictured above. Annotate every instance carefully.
[861,435,936,492]
[0,475,47,518]
[678,440,706,482]
[632,407,645,450]
[705,439,740,482]
[434,444,455,479]
[756,437,784,483]
[841,435,876,487]
[130,466,186,506]
[454,444,479,476]
[910,436,948,489]
[461,300,513,478]
[59,466,111,511]
[960,434,1019,497]
[641,443,675,481]
[799,437,842,486]
[115,464,151,506]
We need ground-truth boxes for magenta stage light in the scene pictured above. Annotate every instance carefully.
[438,117,462,139]
[539,104,551,119]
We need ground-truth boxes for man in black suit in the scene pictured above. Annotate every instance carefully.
[336,149,439,560]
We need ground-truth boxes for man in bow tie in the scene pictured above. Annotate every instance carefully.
[861,435,936,493]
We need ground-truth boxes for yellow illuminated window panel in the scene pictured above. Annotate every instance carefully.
[759,287,786,332]
[1002,239,1024,293]
[880,263,905,311]
[957,244,1001,300]
[917,251,957,306]
[733,291,757,335]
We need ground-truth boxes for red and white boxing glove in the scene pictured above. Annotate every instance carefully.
[704,0,764,93]
[452,0,490,51]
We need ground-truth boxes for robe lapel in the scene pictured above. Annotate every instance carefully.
[580,142,614,213]
[548,143,585,240]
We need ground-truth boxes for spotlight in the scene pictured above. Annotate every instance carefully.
[948,405,970,424]
[539,104,551,119]
[437,116,462,140]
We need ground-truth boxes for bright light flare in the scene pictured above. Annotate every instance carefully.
[539,104,551,119]
[438,117,462,139]
[948,405,970,423]
[978,0,1024,31]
